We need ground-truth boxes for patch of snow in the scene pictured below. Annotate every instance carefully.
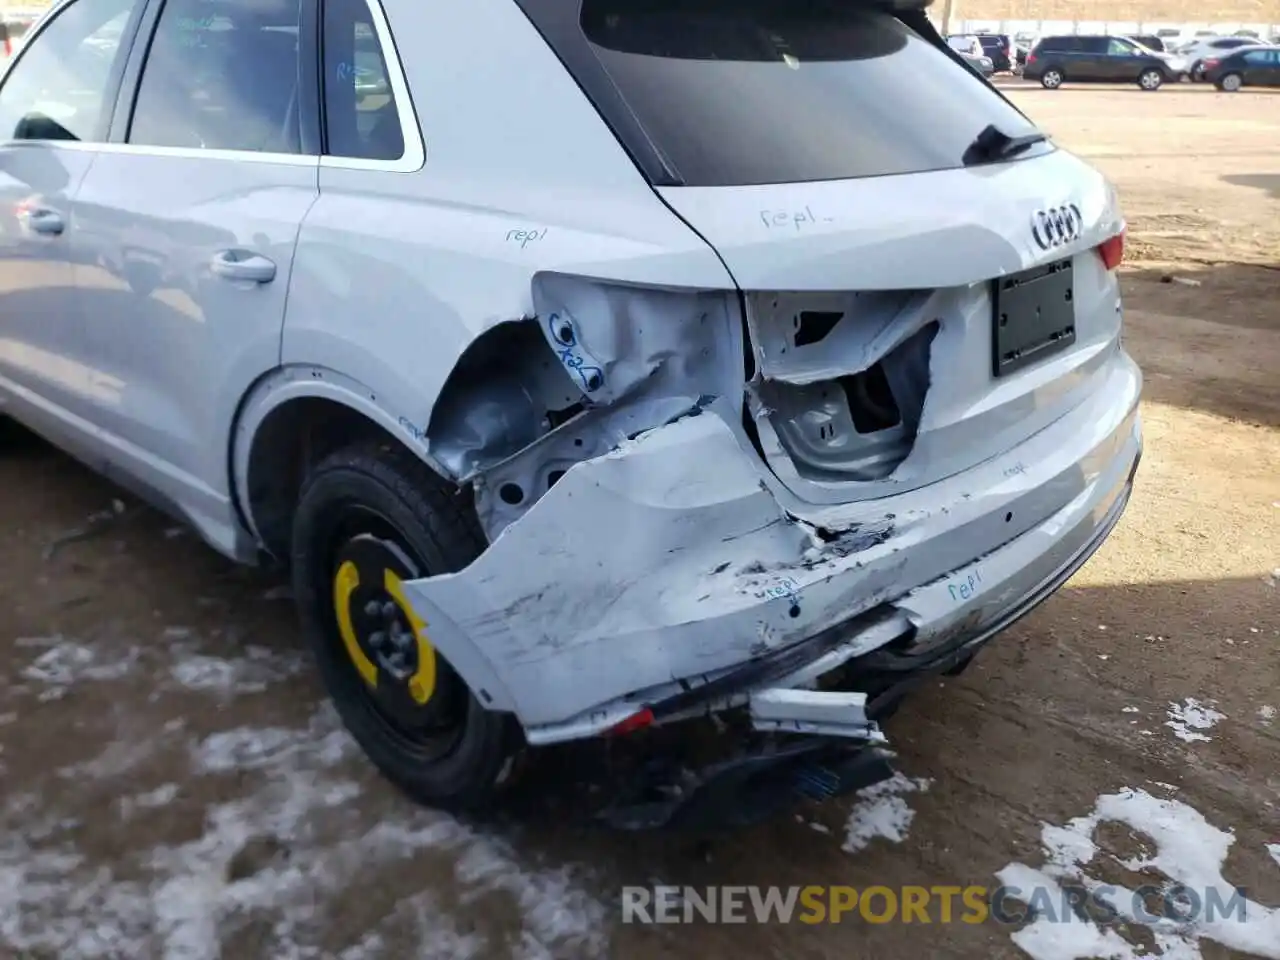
[120,784,180,820]
[59,737,160,781]
[997,788,1280,960]
[1260,706,1276,725]
[1165,698,1225,743]
[842,773,931,853]
[18,637,138,689]
[0,708,610,958]
[1122,706,1140,714]
[168,646,305,697]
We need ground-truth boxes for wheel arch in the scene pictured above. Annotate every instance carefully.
[231,365,457,562]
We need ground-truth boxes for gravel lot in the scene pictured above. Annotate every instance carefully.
[1,84,1277,960]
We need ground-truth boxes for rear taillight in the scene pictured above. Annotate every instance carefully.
[1097,229,1125,271]
[606,707,654,736]
[1203,58,1220,68]
[1027,52,1038,65]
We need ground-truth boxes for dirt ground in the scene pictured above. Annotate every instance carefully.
[1,85,1277,960]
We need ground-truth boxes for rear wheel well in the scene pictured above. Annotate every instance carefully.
[244,398,472,563]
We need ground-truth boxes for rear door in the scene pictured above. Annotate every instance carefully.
[66,0,318,510]
[1057,35,1093,77]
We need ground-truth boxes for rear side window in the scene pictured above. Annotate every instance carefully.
[129,0,303,154]
[534,0,1044,187]
[1037,36,1076,52]
[321,0,404,161]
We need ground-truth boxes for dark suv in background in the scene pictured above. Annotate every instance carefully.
[975,33,1014,72]
[1025,35,1184,90]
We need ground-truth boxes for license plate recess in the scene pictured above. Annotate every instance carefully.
[991,258,1076,377]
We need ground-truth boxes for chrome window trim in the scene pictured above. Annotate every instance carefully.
[48,140,322,166]
[0,0,425,174]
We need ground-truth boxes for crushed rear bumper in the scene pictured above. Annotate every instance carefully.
[400,351,1142,750]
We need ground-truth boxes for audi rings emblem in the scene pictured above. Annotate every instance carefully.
[1030,203,1083,250]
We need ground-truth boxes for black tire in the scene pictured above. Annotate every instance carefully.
[1040,68,1064,89]
[1217,73,1243,92]
[1138,68,1164,91]
[291,439,518,811]
[0,416,40,450]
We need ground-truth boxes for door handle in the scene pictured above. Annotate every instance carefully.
[25,208,65,236]
[211,250,277,284]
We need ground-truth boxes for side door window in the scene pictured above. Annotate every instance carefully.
[1107,38,1137,57]
[321,0,406,163]
[128,0,303,154]
[0,0,138,142]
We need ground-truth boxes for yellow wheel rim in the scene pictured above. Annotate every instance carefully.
[384,568,436,706]
[333,560,378,688]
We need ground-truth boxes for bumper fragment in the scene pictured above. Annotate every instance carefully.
[749,688,884,741]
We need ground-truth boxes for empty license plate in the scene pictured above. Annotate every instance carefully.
[991,258,1076,378]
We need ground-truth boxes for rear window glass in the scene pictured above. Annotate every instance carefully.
[557,0,1045,187]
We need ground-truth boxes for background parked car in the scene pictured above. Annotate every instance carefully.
[1178,36,1260,79]
[1203,46,1280,91]
[975,33,1014,72]
[1128,34,1166,52]
[1025,35,1185,90]
[961,50,995,77]
[945,33,983,58]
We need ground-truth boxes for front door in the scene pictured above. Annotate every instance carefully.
[67,0,318,527]
[0,0,141,423]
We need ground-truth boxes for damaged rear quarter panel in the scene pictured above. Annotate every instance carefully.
[400,405,913,728]
[279,0,737,477]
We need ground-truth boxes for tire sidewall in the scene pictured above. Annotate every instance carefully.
[1139,68,1163,90]
[1042,69,1063,88]
[292,453,514,809]
[1221,74,1242,92]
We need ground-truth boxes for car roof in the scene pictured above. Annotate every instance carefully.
[1219,43,1277,55]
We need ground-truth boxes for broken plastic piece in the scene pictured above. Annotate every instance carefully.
[749,688,884,741]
